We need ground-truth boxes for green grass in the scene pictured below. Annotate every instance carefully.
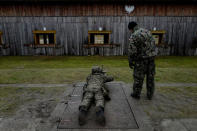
[0,56,196,119]
[0,56,196,69]
[155,56,197,68]
[0,67,197,84]
[0,56,197,84]
[0,56,128,69]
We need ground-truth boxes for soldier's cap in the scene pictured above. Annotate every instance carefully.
[128,21,137,30]
[92,66,106,74]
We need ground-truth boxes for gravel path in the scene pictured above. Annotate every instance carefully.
[0,82,197,88]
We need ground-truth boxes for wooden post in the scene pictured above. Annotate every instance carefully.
[0,32,3,45]
[33,32,37,45]
[88,33,90,44]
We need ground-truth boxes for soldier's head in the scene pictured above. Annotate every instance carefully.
[91,66,105,75]
[128,21,137,33]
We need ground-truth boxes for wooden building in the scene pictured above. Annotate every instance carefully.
[0,0,196,56]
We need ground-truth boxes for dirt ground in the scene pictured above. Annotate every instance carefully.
[0,86,71,131]
[0,83,197,131]
[137,85,197,130]
[0,56,196,130]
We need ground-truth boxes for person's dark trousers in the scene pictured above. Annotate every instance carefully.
[132,57,155,99]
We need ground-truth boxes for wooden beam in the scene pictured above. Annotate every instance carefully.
[88,31,112,34]
[151,30,166,34]
[33,30,56,34]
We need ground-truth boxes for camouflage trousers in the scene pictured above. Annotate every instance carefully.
[133,57,155,98]
[79,90,104,111]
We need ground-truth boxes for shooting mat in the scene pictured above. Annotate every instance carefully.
[57,82,139,129]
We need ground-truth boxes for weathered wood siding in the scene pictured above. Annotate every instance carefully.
[0,3,196,56]
[0,16,196,56]
[0,4,196,16]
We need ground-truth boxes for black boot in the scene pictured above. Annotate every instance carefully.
[95,106,106,126]
[132,82,142,100]
[147,86,154,100]
[130,93,140,100]
[147,91,153,100]
[78,107,88,126]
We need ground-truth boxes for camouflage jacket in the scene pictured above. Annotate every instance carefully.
[128,26,157,60]
[83,73,114,96]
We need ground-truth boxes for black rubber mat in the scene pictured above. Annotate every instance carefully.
[58,83,138,129]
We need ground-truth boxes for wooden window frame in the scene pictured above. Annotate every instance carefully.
[151,30,166,45]
[88,30,112,45]
[84,30,119,48]
[0,32,3,45]
[33,30,56,46]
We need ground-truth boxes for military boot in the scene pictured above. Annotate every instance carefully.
[132,81,143,100]
[130,93,140,99]
[95,106,105,126]
[78,106,88,126]
[147,85,154,100]
[147,89,154,100]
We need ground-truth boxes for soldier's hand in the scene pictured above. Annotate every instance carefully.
[129,62,135,69]
[128,57,135,69]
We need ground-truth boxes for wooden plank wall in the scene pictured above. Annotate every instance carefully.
[0,3,196,56]
[0,4,196,16]
[0,16,196,56]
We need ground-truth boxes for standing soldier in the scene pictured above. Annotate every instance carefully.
[128,22,157,100]
[78,66,114,126]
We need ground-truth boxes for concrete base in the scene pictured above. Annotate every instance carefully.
[51,82,153,131]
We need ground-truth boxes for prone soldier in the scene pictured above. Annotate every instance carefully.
[78,66,114,126]
[128,21,157,100]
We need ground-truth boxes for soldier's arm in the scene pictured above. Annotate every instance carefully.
[128,56,135,69]
[86,74,91,81]
[83,83,87,90]
[128,34,138,60]
[102,86,109,95]
[128,34,139,68]
[102,85,111,101]
[83,75,91,90]
[104,75,114,83]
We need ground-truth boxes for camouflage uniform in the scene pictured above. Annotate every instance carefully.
[79,67,114,111]
[128,26,157,99]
